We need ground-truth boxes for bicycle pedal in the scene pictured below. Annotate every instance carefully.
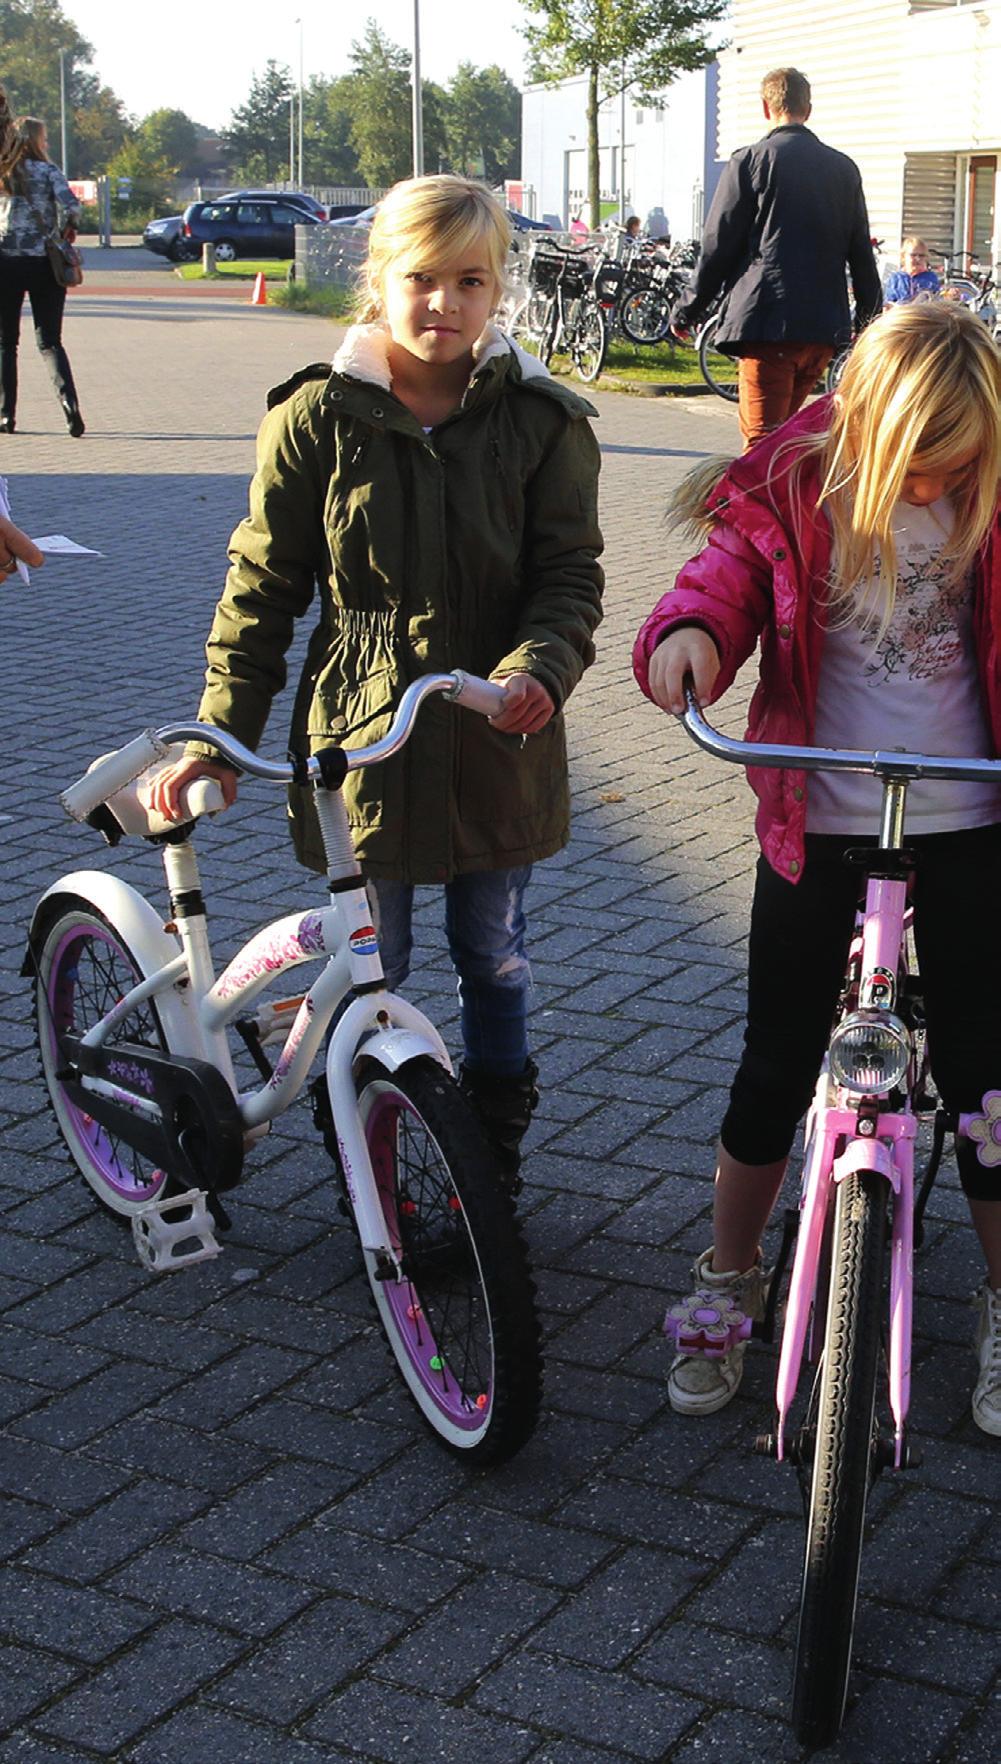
[663,1290,752,1356]
[131,1188,223,1274]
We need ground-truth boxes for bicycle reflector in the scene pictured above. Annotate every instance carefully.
[829,1010,910,1095]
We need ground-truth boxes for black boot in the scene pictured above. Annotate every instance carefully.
[458,1058,539,1194]
[61,398,85,437]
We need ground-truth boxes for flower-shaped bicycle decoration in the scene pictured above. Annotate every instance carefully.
[663,1289,753,1357]
[962,1090,1001,1167]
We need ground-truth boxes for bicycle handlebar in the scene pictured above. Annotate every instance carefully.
[681,684,1001,784]
[61,669,508,823]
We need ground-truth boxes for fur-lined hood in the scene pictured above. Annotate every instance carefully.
[331,318,554,392]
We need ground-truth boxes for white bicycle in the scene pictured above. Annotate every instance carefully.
[25,670,543,1464]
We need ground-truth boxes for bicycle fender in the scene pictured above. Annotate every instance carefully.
[355,1025,451,1077]
[832,1136,900,1192]
[25,871,199,1055]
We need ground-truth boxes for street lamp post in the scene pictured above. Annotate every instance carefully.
[412,0,424,177]
[58,47,68,174]
[298,17,304,188]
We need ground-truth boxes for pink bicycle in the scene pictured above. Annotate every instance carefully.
[669,688,1001,1747]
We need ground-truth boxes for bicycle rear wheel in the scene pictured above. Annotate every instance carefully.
[698,315,740,401]
[620,288,671,344]
[33,897,172,1216]
[792,1168,888,1747]
[572,297,608,382]
[356,1056,542,1463]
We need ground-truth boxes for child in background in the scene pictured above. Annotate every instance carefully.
[635,301,1001,1434]
[153,174,604,1184]
[883,236,941,305]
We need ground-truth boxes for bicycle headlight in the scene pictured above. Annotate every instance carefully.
[829,1010,910,1095]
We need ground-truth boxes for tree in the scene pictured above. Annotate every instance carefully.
[523,1,727,226]
[105,135,173,215]
[346,21,413,188]
[70,84,129,174]
[0,0,119,173]
[136,108,200,176]
[301,74,361,187]
[223,60,295,182]
[444,63,520,184]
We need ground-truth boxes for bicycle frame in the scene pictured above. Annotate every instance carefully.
[680,693,1001,1464]
[40,669,501,1272]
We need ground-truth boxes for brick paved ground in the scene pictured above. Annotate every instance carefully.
[0,282,997,1764]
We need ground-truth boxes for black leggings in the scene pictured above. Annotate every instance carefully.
[721,823,1001,1200]
[0,253,79,420]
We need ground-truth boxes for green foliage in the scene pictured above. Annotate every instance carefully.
[0,0,125,173]
[105,134,174,215]
[522,1,726,222]
[271,281,353,318]
[444,63,520,183]
[523,0,727,102]
[223,59,295,182]
[136,108,200,176]
[302,75,362,186]
[346,21,414,187]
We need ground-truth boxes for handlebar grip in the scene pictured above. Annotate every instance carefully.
[181,778,226,820]
[60,731,170,822]
[451,671,508,718]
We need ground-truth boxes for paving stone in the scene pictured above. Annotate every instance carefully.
[474,1653,703,1761]
[306,1679,540,1761]
[209,1594,407,1723]
[127,1705,339,1764]
[15,1357,188,1448]
[34,1617,247,1754]
[0,1433,128,1512]
[664,1707,802,1763]
[182,1461,356,1561]
[21,1478,210,1582]
[262,1520,470,1609]
[107,1543,315,1637]
[378,1570,560,1691]
[0,1643,80,1730]
[0,1566,157,1662]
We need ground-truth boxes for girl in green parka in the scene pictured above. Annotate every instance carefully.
[154,174,604,1182]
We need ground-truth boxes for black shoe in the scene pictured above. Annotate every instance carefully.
[0,418,14,433]
[61,401,85,437]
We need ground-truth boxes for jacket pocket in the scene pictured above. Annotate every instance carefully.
[306,608,397,741]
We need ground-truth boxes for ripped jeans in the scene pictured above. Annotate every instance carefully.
[367,868,532,1076]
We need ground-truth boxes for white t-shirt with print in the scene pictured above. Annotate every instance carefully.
[807,495,1001,834]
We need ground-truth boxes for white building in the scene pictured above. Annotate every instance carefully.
[520,64,723,241]
[718,0,1001,268]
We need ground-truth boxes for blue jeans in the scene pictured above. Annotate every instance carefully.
[368,868,532,1076]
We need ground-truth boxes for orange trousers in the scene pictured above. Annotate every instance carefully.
[735,343,834,450]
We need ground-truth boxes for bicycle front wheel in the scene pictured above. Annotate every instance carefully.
[356,1056,542,1463]
[33,897,173,1216]
[792,1169,888,1747]
[698,315,740,401]
[572,298,608,382]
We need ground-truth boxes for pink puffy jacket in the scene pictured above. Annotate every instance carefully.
[633,397,1001,882]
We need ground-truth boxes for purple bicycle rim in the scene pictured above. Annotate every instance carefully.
[45,922,167,1205]
[366,1088,493,1432]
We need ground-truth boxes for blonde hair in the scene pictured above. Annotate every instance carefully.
[670,302,1001,640]
[356,174,511,324]
[900,235,929,265]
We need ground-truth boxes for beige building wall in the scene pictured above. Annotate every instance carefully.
[717,1,1001,266]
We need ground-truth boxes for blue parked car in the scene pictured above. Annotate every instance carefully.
[181,197,319,261]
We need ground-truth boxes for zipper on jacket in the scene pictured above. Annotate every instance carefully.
[491,438,518,533]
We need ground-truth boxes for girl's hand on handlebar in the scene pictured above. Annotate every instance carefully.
[489,672,555,735]
[148,756,239,823]
[647,628,720,715]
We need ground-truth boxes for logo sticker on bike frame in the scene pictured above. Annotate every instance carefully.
[349,926,379,957]
[860,966,895,1009]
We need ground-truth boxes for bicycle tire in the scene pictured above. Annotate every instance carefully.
[792,1168,888,1747]
[826,346,852,393]
[572,297,608,382]
[698,315,740,401]
[355,1055,542,1463]
[620,288,672,345]
[33,896,174,1217]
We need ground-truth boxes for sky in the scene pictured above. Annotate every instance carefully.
[66,1,530,132]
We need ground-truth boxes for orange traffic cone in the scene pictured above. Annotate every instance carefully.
[251,273,267,306]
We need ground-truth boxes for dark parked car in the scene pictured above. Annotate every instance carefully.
[181,197,319,261]
[327,204,378,228]
[215,188,327,221]
[142,214,197,261]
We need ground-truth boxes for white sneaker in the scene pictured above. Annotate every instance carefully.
[666,1247,770,1416]
[972,1281,1001,1437]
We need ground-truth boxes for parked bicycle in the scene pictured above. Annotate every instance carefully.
[26,670,543,1465]
[508,241,608,382]
[669,688,1001,1745]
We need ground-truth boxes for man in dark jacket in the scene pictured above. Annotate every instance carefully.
[671,67,882,449]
